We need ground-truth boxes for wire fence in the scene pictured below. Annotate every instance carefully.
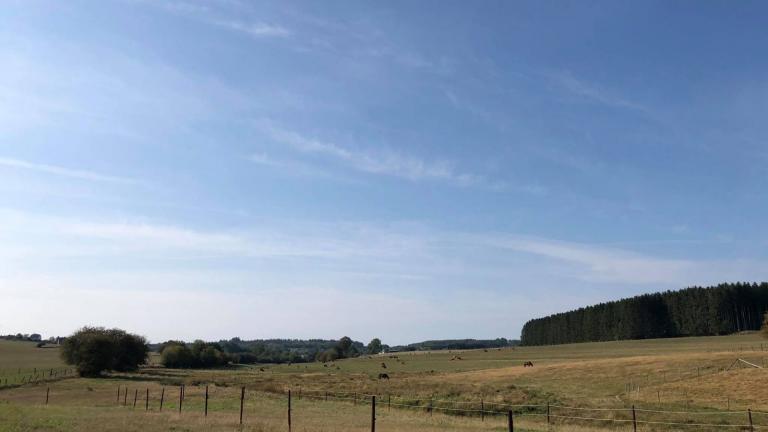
[7,381,768,431]
[292,388,768,430]
[0,367,74,388]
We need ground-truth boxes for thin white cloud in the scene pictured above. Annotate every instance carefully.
[247,152,286,168]
[482,235,738,285]
[215,20,291,38]
[261,123,495,187]
[0,211,426,262]
[246,152,359,182]
[548,70,646,112]
[140,1,291,38]
[4,207,762,289]
[0,157,140,185]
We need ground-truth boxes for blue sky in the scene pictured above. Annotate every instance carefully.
[1,1,768,344]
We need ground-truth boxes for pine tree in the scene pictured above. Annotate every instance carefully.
[761,312,768,339]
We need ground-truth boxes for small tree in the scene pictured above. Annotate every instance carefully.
[160,341,228,369]
[161,344,195,368]
[61,327,148,377]
[762,312,768,339]
[367,338,383,354]
[316,347,340,363]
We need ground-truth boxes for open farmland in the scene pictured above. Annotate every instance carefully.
[3,333,768,431]
[0,340,70,387]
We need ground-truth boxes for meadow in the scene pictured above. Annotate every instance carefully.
[2,333,768,431]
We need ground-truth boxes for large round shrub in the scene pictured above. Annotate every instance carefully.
[61,327,149,377]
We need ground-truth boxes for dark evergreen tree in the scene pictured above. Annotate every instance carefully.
[521,282,768,346]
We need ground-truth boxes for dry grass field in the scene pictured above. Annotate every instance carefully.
[2,333,768,431]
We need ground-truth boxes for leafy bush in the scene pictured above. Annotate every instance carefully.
[159,340,228,369]
[61,327,148,377]
[160,345,196,368]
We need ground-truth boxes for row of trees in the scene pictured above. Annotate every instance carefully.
[159,340,227,368]
[158,336,381,368]
[389,338,517,352]
[316,336,360,362]
[1,333,43,342]
[211,337,367,363]
[59,328,519,376]
[521,282,768,346]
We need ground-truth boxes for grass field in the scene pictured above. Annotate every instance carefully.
[2,333,768,431]
[0,340,70,386]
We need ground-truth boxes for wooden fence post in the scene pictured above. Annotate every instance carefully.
[145,388,149,411]
[632,404,637,432]
[117,385,120,404]
[288,390,292,432]
[178,386,183,413]
[204,385,209,417]
[45,387,49,405]
[547,403,551,425]
[388,394,391,412]
[749,409,754,432]
[481,398,484,421]
[133,389,138,409]
[508,410,513,432]
[371,395,376,432]
[160,387,164,411]
[239,387,245,425]
[124,387,128,406]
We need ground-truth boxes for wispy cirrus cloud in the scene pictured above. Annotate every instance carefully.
[246,152,359,182]
[146,1,291,38]
[548,70,646,112]
[3,207,764,289]
[247,152,286,168]
[0,157,140,185]
[260,123,506,189]
[481,235,768,286]
[214,20,291,38]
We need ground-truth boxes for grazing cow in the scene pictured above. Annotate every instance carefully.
[378,373,390,380]
[523,361,534,367]
[381,362,387,369]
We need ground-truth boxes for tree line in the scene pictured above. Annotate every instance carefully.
[158,336,373,367]
[58,327,518,376]
[521,282,768,346]
[388,338,518,352]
